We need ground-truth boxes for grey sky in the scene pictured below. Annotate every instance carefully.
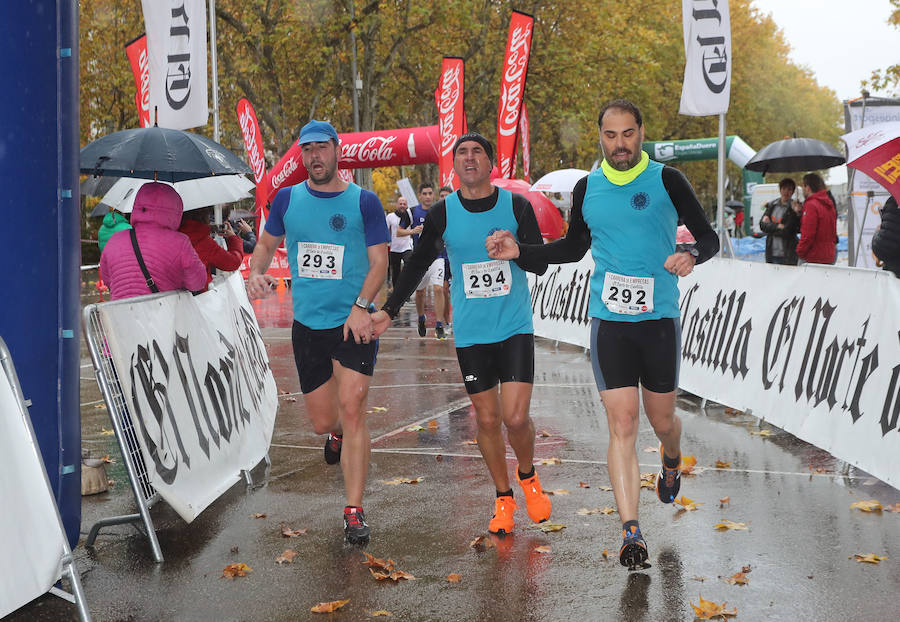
[750,0,899,101]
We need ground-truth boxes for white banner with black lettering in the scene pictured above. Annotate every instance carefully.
[526,252,594,348]
[0,363,67,618]
[99,273,278,522]
[527,255,900,489]
[142,0,208,129]
[678,258,900,490]
[679,0,731,116]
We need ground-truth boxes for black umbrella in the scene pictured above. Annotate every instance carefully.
[80,174,120,197]
[89,202,114,218]
[80,125,251,182]
[744,137,845,174]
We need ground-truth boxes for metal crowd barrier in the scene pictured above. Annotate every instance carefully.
[0,337,92,621]
[82,304,164,563]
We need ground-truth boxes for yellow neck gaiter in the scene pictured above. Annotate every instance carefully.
[600,150,649,186]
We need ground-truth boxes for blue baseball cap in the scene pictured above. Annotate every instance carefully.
[297,120,339,145]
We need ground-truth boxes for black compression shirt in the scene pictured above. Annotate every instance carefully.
[382,187,548,318]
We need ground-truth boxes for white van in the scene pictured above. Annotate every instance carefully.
[749,183,781,235]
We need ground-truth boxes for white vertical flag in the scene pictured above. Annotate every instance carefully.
[679,0,731,116]
[142,0,209,130]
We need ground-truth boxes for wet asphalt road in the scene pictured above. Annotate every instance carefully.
[7,281,900,621]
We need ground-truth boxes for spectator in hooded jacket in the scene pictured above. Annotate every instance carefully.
[796,173,837,264]
[100,182,207,300]
[97,209,131,252]
[759,178,802,265]
[872,196,900,277]
[179,206,244,286]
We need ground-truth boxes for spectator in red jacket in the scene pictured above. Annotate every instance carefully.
[178,206,244,287]
[796,173,837,264]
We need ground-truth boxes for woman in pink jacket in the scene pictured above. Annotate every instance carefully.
[100,182,207,300]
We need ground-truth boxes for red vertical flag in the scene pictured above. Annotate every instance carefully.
[519,102,531,183]
[496,10,534,178]
[435,57,466,190]
[236,97,268,223]
[124,34,151,128]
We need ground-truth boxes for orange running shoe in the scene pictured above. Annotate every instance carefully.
[516,469,552,523]
[488,496,517,534]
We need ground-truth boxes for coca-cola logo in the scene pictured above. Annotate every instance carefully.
[341,136,397,164]
[271,156,298,190]
[239,106,267,183]
[498,23,532,137]
[439,66,462,157]
[138,48,150,116]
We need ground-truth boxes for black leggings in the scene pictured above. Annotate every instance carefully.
[389,249,412,288]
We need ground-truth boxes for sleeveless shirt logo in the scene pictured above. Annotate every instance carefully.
[487,226,504,236]
[630,192,649,210]
[329,214,347,231]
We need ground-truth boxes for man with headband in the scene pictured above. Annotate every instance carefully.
[372,132,553,535]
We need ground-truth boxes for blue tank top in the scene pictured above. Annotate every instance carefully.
[444,188,533,347]
[284,182,369,329]
[582,160,679,321]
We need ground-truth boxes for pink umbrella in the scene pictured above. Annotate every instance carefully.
[490,176,565,240]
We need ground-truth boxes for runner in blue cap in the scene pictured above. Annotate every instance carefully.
[247,120,389,545]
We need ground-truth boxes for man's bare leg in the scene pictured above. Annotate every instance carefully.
[600,386,641,523]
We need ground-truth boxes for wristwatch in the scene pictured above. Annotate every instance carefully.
[686,246,699,259]
[354,296,370,310]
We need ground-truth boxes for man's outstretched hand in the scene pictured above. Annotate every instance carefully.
[370,310,393,338]
[486,230,520,260]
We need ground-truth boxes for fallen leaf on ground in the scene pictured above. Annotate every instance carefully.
[435,454,443,462]
[722,571,749,585]
[674,496,703,511]
[100,427,115,436]
[639,473,656,489]
[406,425,425,432]
[372,406,387,412]
[534,523,566,533]
[537,457,562,465]
[578,482,590,488]
[750,429,772,437]
[714,520,748,531]
[382,477,423,485]
[537,429,552,437]
[230,546,239,554]
[715,460,732,468]
[107,480,116,487]
[598,485,613,492]
[94,403,107,410]
[361,552,396,571]
[884,503,900,512]
[850,500,882,512]
[643,446,659,453]
[279,389,288,395]
[719,497,730,506]
[281,524,308,537]
[724,407,736,414]
[534,546,551,553]
[252,513,267,519]
[691,576,708,582]
[601,549,609,560]
[577,507,615,516]
[427,419,438,430]
[447,573,462,582]
[741,564,751,573]
[469,535,496,550]
[547,489,570,496]
[311,599,349,613]
[462,439,478,445]
[388,570,416,581]
[691,595,737,619]
[222,563,252,579]
[99,455,115,463]
[370,611,393,617]
[680,455,698,475]
[275,549,298,564]
[369,568,392,581]
[853,553,888,564]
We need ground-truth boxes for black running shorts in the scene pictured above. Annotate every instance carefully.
[292,320,377,394]
[455,333,535,395]
[589,317,681,393]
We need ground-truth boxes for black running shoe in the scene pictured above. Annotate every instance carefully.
[324,433,342,465]
[417,316,426,337]
[435,324,445,340]
[343,507,370,544]
[655,444,681,503]
[619,525,650,570]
